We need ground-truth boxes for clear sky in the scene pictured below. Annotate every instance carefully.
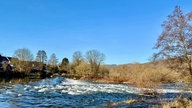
[0,0,192,64]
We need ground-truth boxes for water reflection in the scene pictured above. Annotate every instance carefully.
[0,77,40,87]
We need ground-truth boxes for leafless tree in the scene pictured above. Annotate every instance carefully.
[85,49,105,76]
[13,48,34,61]
[153,6,192,76]
[13,48,34,72]
[72,51,83,66]
[48,53,58,66]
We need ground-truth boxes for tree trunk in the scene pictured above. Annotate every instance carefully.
[189,66,192,76]
[188,60,192,76]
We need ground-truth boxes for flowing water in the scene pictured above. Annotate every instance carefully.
[0,77,192,108]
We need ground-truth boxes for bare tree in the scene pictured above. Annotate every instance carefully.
[48,53,58,66]
[85,49,105,76]
[13,48,34,73]
[36,50,47,63]
[72,51,83,66]
[153,6,192,76]
[13,48,34,61]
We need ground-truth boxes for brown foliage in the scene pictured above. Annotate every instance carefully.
[11,59,32,73]
[108,63,180,88]
[75,61,90,76]
[11,58,43,74]
[74,60,109,77]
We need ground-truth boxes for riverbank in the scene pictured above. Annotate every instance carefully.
[1,67,192,95]
[1,71,192,87]
[1,60,192,89]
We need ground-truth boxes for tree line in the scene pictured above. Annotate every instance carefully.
[6,48,108,78]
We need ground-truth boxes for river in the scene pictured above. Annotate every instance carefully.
[0,77,191,108]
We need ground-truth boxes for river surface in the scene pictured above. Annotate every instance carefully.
[0,77,192,108]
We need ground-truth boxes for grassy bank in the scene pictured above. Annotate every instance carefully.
[108,63,191,86]
[55,62,192,88]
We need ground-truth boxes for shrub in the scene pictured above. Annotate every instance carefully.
[108,63,181,87]
[75,61,90,76]
[49,66,59,74]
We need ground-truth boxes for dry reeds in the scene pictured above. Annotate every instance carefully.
[108,63,181,88]
[162,98,192,108]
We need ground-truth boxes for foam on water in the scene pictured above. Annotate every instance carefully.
[35,81,132,94]
[0,77,192,107]
[33,77,192,95]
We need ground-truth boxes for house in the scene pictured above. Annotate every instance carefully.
[0,55,11,69]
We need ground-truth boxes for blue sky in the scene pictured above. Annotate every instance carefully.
[0,0,192,64]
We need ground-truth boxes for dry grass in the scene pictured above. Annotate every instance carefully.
[162,98,192,108]
[104,101,119,107]
[108,63,181,88]
[74,60,187,88]
[104,99,144,107]
[124,99,144,104]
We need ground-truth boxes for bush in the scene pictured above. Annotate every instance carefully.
[108,63,181,88]
[98,66,109,76]
[49,66,59,74]
[75,61,90,76]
